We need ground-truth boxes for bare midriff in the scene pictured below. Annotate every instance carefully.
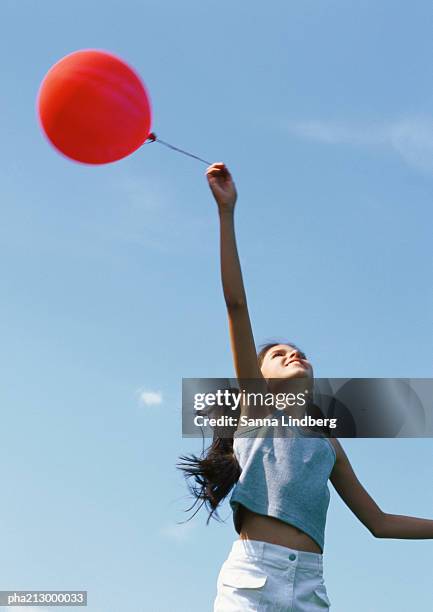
[238,504,323,554]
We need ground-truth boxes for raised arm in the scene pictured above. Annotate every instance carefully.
[206,163,264,386]
[330,439,433,539]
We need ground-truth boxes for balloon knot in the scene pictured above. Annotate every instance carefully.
[147,132,157,142]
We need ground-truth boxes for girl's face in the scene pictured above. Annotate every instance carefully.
[260,344,313,380]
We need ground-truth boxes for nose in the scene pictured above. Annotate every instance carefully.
[284,349,302,366]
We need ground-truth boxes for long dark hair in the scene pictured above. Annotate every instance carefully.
[176,341,301,524]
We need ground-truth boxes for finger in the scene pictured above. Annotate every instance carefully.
[206,166,231,179]
[206,170,226,180]
[206,162,230,173]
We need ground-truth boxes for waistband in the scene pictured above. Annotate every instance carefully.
[229,538,323,572]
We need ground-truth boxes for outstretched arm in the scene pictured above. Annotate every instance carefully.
[206,163,266,388]
[330,439,433,539]
[206,163,246,309]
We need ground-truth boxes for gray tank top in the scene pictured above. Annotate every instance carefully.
[229,411,336,551]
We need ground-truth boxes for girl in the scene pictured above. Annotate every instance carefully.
[178,162,433,611]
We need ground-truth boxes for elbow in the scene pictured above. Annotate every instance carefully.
[225,298,247,310]
[370,526,383,539]
[369,512,387,538]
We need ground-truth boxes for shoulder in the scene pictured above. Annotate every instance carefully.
[327,437,344,465]
[328,437,339,453]
[327,438,355,475]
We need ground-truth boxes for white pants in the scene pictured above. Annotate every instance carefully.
[213,539,331,611]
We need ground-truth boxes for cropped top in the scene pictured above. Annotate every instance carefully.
[229,411,336,551]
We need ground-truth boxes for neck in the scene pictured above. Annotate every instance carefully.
[267,377,314,418]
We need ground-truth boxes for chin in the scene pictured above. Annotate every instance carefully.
[285,367,312,380]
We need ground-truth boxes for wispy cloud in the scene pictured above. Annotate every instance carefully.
[98,174,174,252]
[116,175,168,215]
[159,520,196,543]
[98,172,211,254]
[287,120,388,146]
[286,116,433,174]
[137,389,163,406]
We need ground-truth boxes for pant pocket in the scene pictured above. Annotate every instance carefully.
[313,584,331,609]
[222,567,268,589]
[214,564,268,611]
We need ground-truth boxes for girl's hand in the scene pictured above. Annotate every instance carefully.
[206,162,237,212]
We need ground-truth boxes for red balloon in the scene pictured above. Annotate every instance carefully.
[37,49,152,164]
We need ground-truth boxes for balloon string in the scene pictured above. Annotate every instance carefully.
[145,133,211,165]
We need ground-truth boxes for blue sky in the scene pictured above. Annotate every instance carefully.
[0,1,432,611]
